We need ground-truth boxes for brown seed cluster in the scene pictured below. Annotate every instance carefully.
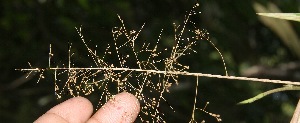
[20,3,225,122]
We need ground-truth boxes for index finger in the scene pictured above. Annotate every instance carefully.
[34,96,93,123]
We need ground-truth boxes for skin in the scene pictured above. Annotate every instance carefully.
[35,92,140,123]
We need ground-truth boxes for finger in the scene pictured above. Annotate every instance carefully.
[35,96,93,123]
[87,92,140,123]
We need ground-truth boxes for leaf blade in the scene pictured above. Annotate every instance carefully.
[257,13,300,22]
[238,85,300,105]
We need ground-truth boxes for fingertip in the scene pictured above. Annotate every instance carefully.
[87,92,140,123]
[35,96,93,123]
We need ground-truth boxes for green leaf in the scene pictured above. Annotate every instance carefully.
[238,85,300,105]
[257,13,300,22]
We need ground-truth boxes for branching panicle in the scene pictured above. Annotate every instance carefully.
[17,3,300,122]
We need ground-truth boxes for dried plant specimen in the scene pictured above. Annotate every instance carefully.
[18,3,300,122]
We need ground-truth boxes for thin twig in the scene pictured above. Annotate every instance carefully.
[291,99,300,123]
[19,67,300,86]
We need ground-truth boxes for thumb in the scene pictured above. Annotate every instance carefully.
[87,92,140,123]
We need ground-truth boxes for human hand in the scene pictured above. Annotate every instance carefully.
[34,92,140,123]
